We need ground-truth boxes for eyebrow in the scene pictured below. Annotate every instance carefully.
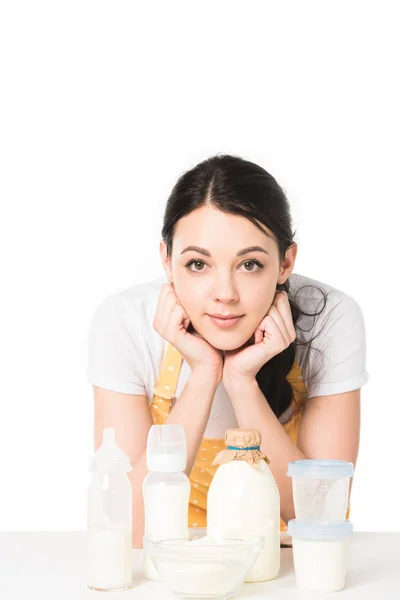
[180,245,269,257]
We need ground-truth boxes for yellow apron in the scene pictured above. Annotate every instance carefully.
[150,343,350,532]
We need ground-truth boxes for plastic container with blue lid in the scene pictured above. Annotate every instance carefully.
[288,519,353,592]
[287,459,354,479]
[287,459,354,522]
[288,519,353,540]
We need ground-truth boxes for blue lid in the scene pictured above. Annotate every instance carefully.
[287,459,354,479]
[287,519,353,540]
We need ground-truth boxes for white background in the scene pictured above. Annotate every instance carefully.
[1,1,398,532]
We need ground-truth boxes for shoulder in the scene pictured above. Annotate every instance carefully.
[90,274,168,332]
[88,273,169,366]
[289,273,368,398]
[289,271,353,305]
[289,272,365,341]
[86,274,169,396]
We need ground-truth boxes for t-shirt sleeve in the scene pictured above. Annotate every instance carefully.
[306,294,369,399]
[86,295,147,396]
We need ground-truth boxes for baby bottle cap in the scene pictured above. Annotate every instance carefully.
[146,424,187,472]
[287,459,354,479]
[89,427,132,473]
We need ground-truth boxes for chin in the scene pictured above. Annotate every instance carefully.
[205,331,254,352]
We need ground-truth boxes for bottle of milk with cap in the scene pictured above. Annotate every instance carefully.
[207,428,280,582]
[87,427,133,592]
[142,424,191,581]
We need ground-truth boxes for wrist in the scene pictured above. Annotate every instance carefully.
[190,366,221,390]
[222,370,258,391]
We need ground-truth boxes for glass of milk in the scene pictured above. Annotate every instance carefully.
[287,459,354,521]
[288,520,353,592]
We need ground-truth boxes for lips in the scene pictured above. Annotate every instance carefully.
[208,314,242,319]
[207,315,243,329]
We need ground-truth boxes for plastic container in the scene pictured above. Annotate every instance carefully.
[288,519,353,592]
[86,427,133,591]
[287,459,354,521]
[207,428,280,583]
[144,528,264,599]
[142,424,191,581]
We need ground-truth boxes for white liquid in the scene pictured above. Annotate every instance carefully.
[86,525,132,590]
[142,475,190,581]
[151,555,244,596]
[207,459,280,582]
[292,477,350,521]
[292,538,349,592]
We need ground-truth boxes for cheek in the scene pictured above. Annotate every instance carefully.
[173,288,199,314]
[246,293,272,318]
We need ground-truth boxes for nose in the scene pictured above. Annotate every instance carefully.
[212,276,239,304]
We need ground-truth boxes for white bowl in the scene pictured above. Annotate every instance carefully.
[143,528,264,599]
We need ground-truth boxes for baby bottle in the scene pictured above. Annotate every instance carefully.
[142,424,191,581]
[207,428,280,583]
[86,427,133,591]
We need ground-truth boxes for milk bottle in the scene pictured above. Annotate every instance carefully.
[207,428,280,582]
[87,427,133,591]
[142,424,191,581]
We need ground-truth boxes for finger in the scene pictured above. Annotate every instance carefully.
[154,283,172,313]
[261,315,288,353]
[153,285,170,329]
[267,305,291,346]
[155,283,175,317]
[154,284,183,333]
[164,293,192,336]
[163,288,181,312]
[254,328,263,344]
[167,303,187,334]
[272,290,281,306]
[159,282,174,304]
[273,291,296,342]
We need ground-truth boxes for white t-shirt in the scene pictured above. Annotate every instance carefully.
[86,272,369,438]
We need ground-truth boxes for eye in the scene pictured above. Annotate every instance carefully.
[185,259,207,272]
[240,260,264,272]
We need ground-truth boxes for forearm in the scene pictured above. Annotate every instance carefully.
[128,451,150,548]
[165,368,219,476]
[129,368,218,548]
[224,375,306,523]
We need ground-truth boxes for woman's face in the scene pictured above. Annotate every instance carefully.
[161,205,297,351]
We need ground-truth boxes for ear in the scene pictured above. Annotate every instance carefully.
[277,243,298,285]
[159,239,173,283]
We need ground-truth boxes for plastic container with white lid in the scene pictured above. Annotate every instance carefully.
[288,519,353,592]
[287,459,354,521]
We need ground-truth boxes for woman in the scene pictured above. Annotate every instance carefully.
[87,154,369,548]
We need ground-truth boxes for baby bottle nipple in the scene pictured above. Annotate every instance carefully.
[90,427,132,473]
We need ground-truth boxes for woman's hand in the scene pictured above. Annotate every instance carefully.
[222,290,296,386]
[153,283,224,384]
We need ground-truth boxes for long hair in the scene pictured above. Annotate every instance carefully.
[161,153,327,420]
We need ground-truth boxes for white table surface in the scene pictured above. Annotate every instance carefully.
[0,532,399,599]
